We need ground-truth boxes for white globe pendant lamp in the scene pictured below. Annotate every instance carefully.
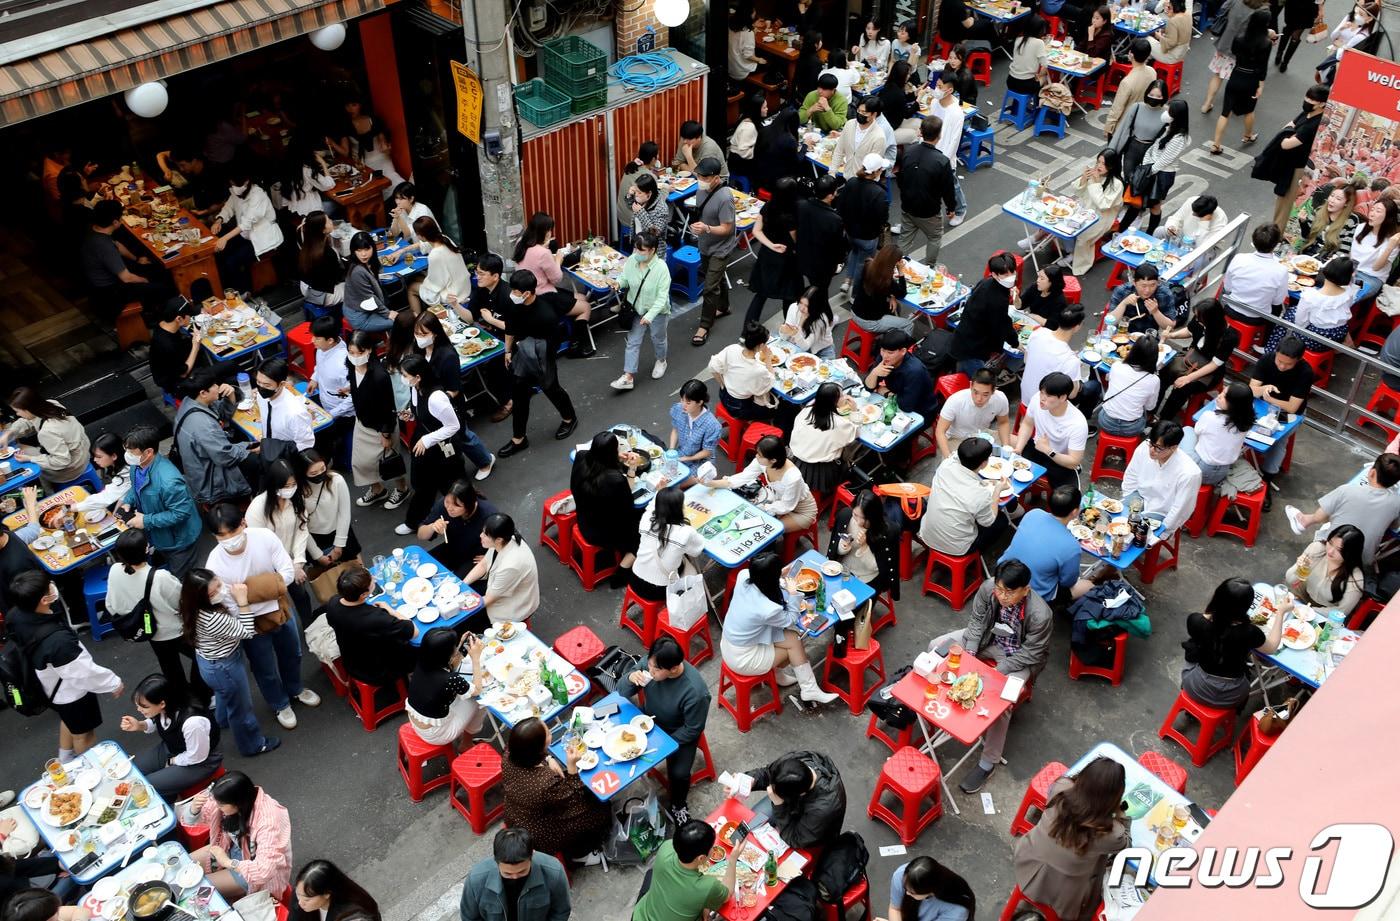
[124,81,168,118]
[654,0,688,27]
[310,23,347,51]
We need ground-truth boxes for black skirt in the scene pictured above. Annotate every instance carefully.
[795,459,847,495]
[749,245,801,301]
[1222,69,1263,117]
[53,692,103,734]
[311,527,362,563]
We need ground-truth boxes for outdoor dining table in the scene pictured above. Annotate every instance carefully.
[897,259,973,325]
[19,741,176,884]
[103,173,223,299]
[973,447,1049,507]
[0,457,44,493]
[420,305,508,405]
[1248,582,1362,698]
[81,840,237,921]
[1002,192,1100,271]
[195,296,284,364]
[549,692,678,802]
[657,170,699,204]
[891,657,1013,815]
[4,486,126,576]
[1101,230,1190,280]
[376,232,430,282]
[683,483,784,605]
[1113,8,1166,36]
[754,24,801,85]
[1045,45,1108,115]
[563,242,627,295]
[470,620,589,745]
[1077,330,1177,377]
[329,161,391,229]
[1064,499,1167,570]
[568,423,692,508]
[368,544,485,643]
[784,548,875,639]
[704,797,809,921]
[946,305,1040,359]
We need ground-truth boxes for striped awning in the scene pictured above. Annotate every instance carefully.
[0,0,385,125]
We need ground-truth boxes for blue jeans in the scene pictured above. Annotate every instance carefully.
[345,306,394,332]
[1257,434,1290,476]
[846,237,879,289]
[624,316,669,374]
[242,614,305,713]
[457,426,494,469]
[197,649,269,756]
[952,174,968,218]
[958,358,988,377]
[1095,407,1146,436]
[1357,271,1385,306]
[1180,427,1232,485]
[853,313,916,335]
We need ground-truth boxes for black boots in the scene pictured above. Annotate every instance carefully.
[1276,35,1301,72]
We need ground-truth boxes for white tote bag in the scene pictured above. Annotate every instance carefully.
[666,573,708,631]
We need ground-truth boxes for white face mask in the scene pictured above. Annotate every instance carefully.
[996,274,1016,289]
[124,450,145,466]
[509,293,526,305]
[218,533,247,553]
[231,183,249,196]
[276,486,297,499]
[213,586,232,605]
[347,352,369,367]
[1161,115,1172,124]
[415,334,434,348]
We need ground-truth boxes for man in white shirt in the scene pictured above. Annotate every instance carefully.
[1013,371,1088,490]
[936,368,1011,457]
[1122,421,1202,536]
[1160,194,1228,245]
[1018,305,1101,418]
[305,316,355,462]
[1222,223,1289,326]
[255,357,316,451]
[919,438,1009,555]
[204,502,320,730]
[930,74,968,225]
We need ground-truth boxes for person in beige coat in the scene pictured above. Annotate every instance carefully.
[1,390,91,489]
[1103,40,1156,137]
[1071,149,1127,275]
[829,98,898,178]
[1014,758,1132,921]
[1149,0,1192,65]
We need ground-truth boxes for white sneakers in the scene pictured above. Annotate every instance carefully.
[394,523,412,536]
[276,708,297,729]
[611,375,635,391]
[1285,505,1307,536]
[296,689,321,707]
[276,690,321,730]
[949,213,966,227]
[474,455,495,481]
[652,360,667,379]
[613,363,666,391]
[1018,235,1038,250]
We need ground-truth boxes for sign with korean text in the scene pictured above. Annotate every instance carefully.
[450,61,483,144]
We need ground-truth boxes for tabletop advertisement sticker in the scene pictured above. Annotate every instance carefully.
[451,62,484,145]
[684,489,780,566]
[1294,51,1400,219]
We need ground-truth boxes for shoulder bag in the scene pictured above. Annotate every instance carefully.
[258,401,296,469]
[105,567,157,642]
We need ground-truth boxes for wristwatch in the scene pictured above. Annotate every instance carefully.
[1048,450,1058,459]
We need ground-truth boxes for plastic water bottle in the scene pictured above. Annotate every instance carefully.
[1182,235,1196,252]
[1022,178,1040,207]
[664,449,681,478]
[236,372,251,400]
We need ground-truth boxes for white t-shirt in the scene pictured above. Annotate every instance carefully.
[783,303,834,356]
[939,388,1010,440]
[1029,401,1088,454]
[1190,410,1248,466]
[1020,329,1080,408]
[1100,361,1162,422]
[1350,226,1389,277]
[634,507,706,588]
[819,66,860,101]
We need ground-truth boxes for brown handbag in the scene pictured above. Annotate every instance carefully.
[1258,696,1299,736]
[243,572,293,634]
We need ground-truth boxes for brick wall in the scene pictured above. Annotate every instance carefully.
[615,1,669,57]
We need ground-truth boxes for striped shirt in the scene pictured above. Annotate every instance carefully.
[194,600,257,660]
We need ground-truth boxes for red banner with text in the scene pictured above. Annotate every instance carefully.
[1300,51,1400,209]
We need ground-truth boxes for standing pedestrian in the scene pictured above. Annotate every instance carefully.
[794,175,847,310]
[895,118,958,266]
[687,158,737,348]
[835,154,892,295]
[742,177,801,325]
[119,425,204,578]
[610,231,672,391]
[1258,85,1329,230]
[1209,10,1272,155]
[395,356,493,534]
[498,271,579,457]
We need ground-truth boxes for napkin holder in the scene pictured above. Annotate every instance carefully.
[573,705,596,724]
[891,412,914,432]
[999,675,1025,702]
[913,651,942,680]
[831,588,857,619]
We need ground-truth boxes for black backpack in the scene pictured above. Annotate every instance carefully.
[104,567,156,643]
[763,876,821,921]
[914,327,955,380]
[0,622,65,716]
[587,644,640,696]
[811,831,870,908]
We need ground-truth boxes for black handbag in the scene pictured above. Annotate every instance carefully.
[378,449,407,481]
[104,568,156,642]
[616,290,638,331]
[258,401,296,468]
[1128,162,1156,199]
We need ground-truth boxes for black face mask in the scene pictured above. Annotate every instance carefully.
[855,113,872,125]
[220,813,244,835]
[307,473,326,484]
[255,385,278,400]
[1145,96,1164,108]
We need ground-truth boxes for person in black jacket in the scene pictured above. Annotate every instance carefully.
[732,751,847,849]
[324,567,417,687]
[117,672,223,800]
[1158,297,1242,421]
[345,331,409,509]
[413,312,462,402]
[292,859,381,921]
[895,118,959,265]
[876,61,923,145]
[793,31,825,102]
[0,524,43,614]
[1021,265,1070,329]
[570,432,643,589]
[794,176,847,309]
[951,252,1020,376]
[835,155,891,295]
[829,489,900,600]
[499,271,579,457]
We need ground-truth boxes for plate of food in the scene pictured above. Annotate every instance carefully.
[71,765,102,790]
[852,403,880,425]
[496,621,518,640]
[630,714,655,733]
[1108,520,1132,537]
[39,505,71,529]
[1120,236,1153,254]
[788,353,820,373]
[23,787,49,809]
[947,672,984,709]
[603,725,648,761]
[980,457,1010,479]
[1095,497,1124,514]
[53,828,81,852]
[1289,255,1322,275]
[821,561,843,577]
[1281,619,1317,650]
[1293,275,1315,287]
[583,728,607,749]
[577,751,599,770]
[793,568,822,593]
[174,863,203,889]
[415,562,439,579]
[1048,203,1073,219]
[41,787,92,827]
[103,754,131,780]
[0,446,13,460]
[400,577,434,607]
[462,594,482,610]
[31,535,55,551]
[1068,523,1093,540]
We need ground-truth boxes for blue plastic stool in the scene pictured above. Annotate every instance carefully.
[83,566,113,641]
[302,300,336,322]
[998,90,1036,130]
[1033,106,1067,139]
[959,126,997,171]
[728,175,753,194]
[667,245,704,302]
[53,463,102,494]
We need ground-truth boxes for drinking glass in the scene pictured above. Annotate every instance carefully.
[45,758,67,786]
[1172,804,1191,830]
[947,645,963,671]
[371,555,385,578]
[1273,583,1290,606]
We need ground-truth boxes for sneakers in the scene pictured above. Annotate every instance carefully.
[394,523,413,536]
[1285,504,1305,533]
[474,455,495,481]
[0,790,14,808]
[670,804,691,825]
[295,689,321,707]
[958,763,996,794]
[276,708,298,730]
[251,737,281,756]
[1018,235,1038,250]
[652,360,667,380]
[949,212,966,227]
[384,487,410,510]
[573,851,605,867]
[356,488,387,507]
[611,374,636,391]
[555,418,579,440]
[889,223,903,234]
[499,438,530,458]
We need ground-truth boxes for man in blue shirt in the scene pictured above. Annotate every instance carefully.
[1106,263,1179,336]
[1000,485,1112,605]
[864,329,936,420]
[669,379,723,470]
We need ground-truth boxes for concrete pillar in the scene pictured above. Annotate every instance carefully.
[462,0,526,255]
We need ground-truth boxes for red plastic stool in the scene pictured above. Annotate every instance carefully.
[822,638,886,715]
[1153,59,1183,95]
[1137,750,1189,794]
[781,518,822,558]
[718,663,783,732]
[1133,527,1180,584]
[568,523,619,590]
[1073,70,1107,109]
[1205,486,1265,547]
[1069,630,1128,685]
[713,400,752,465]
[827,482,856,529]
[448,743,504,833]
[820,877,872,921]
[1063,274,1083,305]
[937,373,970,400]
[870,590,898,633]
[839,322,880,372]
[1354,298,1395,350]
[619,585,665,645]
[865,712,916,752]
[650,731,719,788]
[967,49,993,86]
[1009,761,1069,836]
[177,817,211,851]
[983,250,1025,289]
[1303,348,1334,388]
[898,532,927,583]
[348,677,407,731]
[658,607,715,665]
[396,723,455,802]
[1000,886,1063,921]
[538,490,576,564]
[1223,316,1263,371]
[1361,379,1400,434]
[921,548,985,610]
[285,322,316,378]
[1184,483,1215,537]
[321,658,350,698]
[1346,596,1383,631]
[1233,715,1278,785]
[553,625,606,671]
[1105,260,1128,291]
[175,765,226,802]
[867,746,944,844]
[1104,60,1132,93]
[1089,431,1140,482]
[738,422,784,468]
[1158,689,1237,767]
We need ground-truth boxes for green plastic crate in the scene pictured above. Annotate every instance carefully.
[570,86,609,115]
[540,35,608,96]
[514,79,571,128]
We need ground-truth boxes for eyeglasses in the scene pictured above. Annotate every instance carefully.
[1148,442,1174,453]
[992,583,1025,599]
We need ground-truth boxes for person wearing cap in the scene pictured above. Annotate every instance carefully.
[687,158,738,349]
[799,74,848,133]
[795,176,848,310]
[835,155,892,295]
[829,97,897,179]
[895,116,958,265]
[864,329,935,420]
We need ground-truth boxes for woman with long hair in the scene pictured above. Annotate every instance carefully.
[502,718,611,861]
[383,309,418,407]
[709,434,819,533]
[1096,334,1162,436]
[116,672,222,799]
[744,177,802,325]
[1014,757,1130,920]
[627,173,670,259]
[1006,15,1050,96]
[1158,298,1241,420]
[1180,382,1258,484]
[1295,182,1362,259]
[728,5,763,82]
[890,20,924,78]
[187,770,292,898]
[1286,524,1367,614]
[851,243,914,335]
[295,211,344,310]
[794,30,824,99]
[570,432,645,586]
[852,17,891,68]
[1182,576,1284,709]
[719,551,839,703]
[411,216,471,314]
[406,627,486,747]
[885,855,976,921]
[273,142,335,217]
[941,44,979,106]
[1084,5,1114,59]
[729,91,766,180]
[1202,0,1268,115]
[291,860,381,921]
[461,514,540,626]
[346,330,410,509]
[177,568,278,757]
[1071,148,1124,275]
[107,529,208,703]
[829,488,899,599]
[75,432,131,513]
[298,448,360,573]
[877,60,923,146]
[632,485,705,601]
[343,231,394,332]
[1210,8,1272,155]
[617,140,660,223]
[1122,99,1190,234]
[244,457,313,618]
[780,285,836,357]
[512,211,562,294]
[1021,266,1068,329]
[791,382,859,494]
[396,355,494,532]
[1350,198,1400,304]
[412,310,461,400]
[2,388,91,489]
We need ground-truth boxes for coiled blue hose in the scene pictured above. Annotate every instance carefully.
[609,52,686,91]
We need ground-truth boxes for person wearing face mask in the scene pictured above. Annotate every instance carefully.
[177,567,278,757]
[927,74,969,225]
[209,168,283,294]
[687,158,738,347]
[75,433,132,515]
[413,311,463,405]
[1108,77,1168,187]
[147,296,203,397]
[255,357,316,453]
[118,424,203,578]
[396,355,495,536]
[950,253,1021,376]
[461,828,570,921]
[175,369,256,508]
[345,332,410,509]
[298,449,359,577]
[1258,85,1330,230]
[187,771,292,900]
[830,98,898,180]
[610,231,672,391]
[246,459,313,615]
[5,570,124,759]
[305,316,355,462]
[204,501,320,732]
[499,272,580,455]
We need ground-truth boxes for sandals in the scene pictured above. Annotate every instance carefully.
[1241,134,1258,146]
[691,329,710,347]
[1200,104,1214,115]
[1209,143,1223,155]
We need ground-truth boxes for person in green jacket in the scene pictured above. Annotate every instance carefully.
[799,73,848,133]
[611,230,674,391]
[119,423,203,577]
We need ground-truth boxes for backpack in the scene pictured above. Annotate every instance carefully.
[104,567,156,643]
[166,407,196,473]
[914,327,955,381]
[0,622,65,716]
[587,645,640,696]
[763,876,821,921]
[811,831,870,907]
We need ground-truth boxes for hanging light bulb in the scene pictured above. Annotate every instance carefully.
[124,82,168,118]
[309,23,347,51]
[654,0,688,27]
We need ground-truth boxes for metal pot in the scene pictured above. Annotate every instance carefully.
[128,881,176,921]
